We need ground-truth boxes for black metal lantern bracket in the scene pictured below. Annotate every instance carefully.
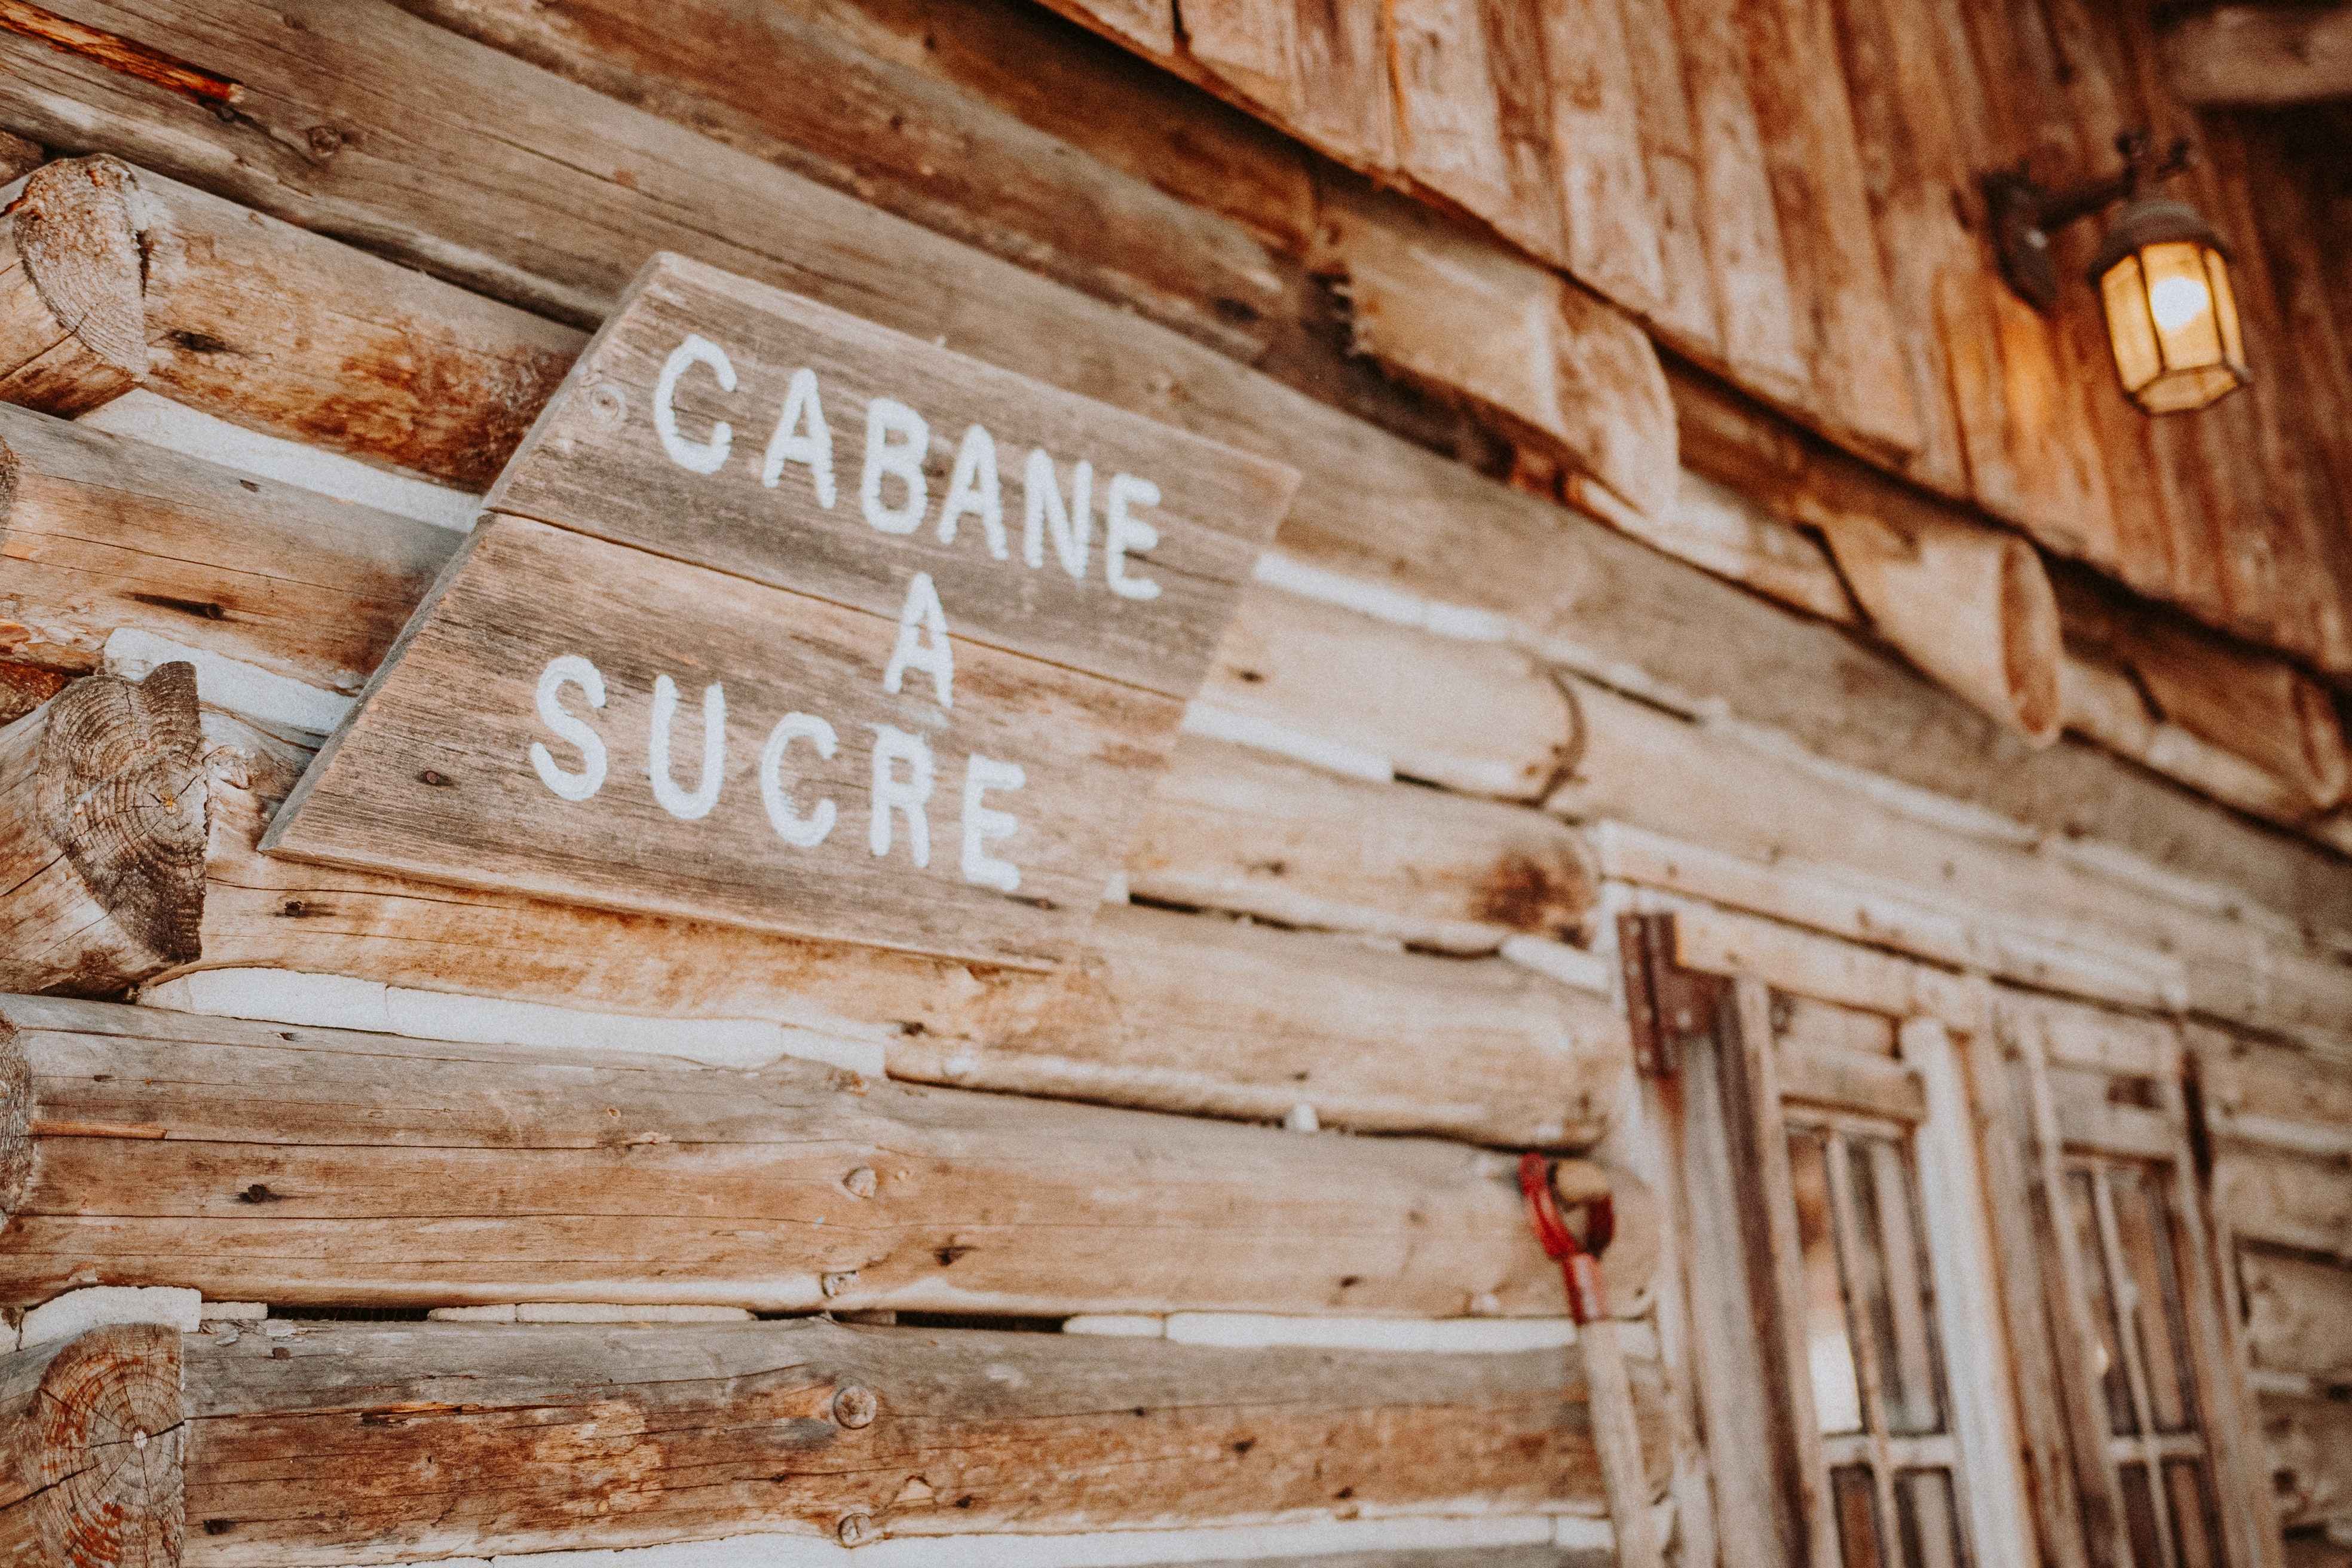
[1986,131,2196,311]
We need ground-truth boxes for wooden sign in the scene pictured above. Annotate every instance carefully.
[264,254,1298,968]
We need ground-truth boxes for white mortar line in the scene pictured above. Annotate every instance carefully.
[79,388,486,531]
[139,968,887,1076]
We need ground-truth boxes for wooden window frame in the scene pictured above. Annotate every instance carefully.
[1628,904,2035,1568]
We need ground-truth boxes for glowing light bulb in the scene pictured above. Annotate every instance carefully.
[2149,274,2211,332]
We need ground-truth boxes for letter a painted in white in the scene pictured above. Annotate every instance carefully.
[936,424,1005,559]
[761,368,837,506]
[882,570,954,710]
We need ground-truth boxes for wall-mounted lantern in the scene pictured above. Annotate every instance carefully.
[1986,133,2249,415]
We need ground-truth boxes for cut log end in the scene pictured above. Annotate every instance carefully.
[1,1324,186,1567]
[36,664,209,973]
[11,157,146,378]
[1826,517,2062,748]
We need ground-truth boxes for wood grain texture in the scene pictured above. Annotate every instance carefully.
[0,993,1607,1315]
[172,1317,1663,1560]
[9,155,582,488]
[0,665,205,999]
[0,164,140,419]
[2212,1145,2352,1263]
[0,0,2341,935]
[0,400,458,694]
[2241,1250,2352,1384]
[400,0,1281,359]
[953,901,1628,1147]
[485,252,1296,701]
[1732,0,1920,459]
[1131,734,1598,951]
[2262,1392,2352,1537]
[1317,181,1677,521]
[1615,0,1719,350]
[172,722,1627,1148]
[1535,0,1667,321]
[0,1324,182,1568]
[2161,4,2352,106]
[265,516,1176,969]
[1199,586,1581,801]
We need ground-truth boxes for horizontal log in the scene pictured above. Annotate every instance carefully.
[1315,180,1677,523]
[2241,1250,2352,1384]
[0,400,458,693]
[0,154,583,487]
[1132,735,1597,951]
[2192,1028,2352,1143]
[2262,1391,2352,1533]
[2161,4,2352,106]
[0,620,1621,1145]
[0,663,205,997]
[3,0,2335,944]
[148,1315,1661,1559]
[399,0,1290,360]
[935,902,1625,1148]
[1554,674,2352,1051]
[2059,653,2326,832]
[2059,568,2351,814]
[0,1322,182,1564]
[1199,587,1580,801]
[0,991,1616,1315]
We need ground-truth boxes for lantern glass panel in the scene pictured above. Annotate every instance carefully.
[2100,254,2163,397]
[2142,241,2223,367]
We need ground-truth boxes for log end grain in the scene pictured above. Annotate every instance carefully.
[5,664,210,995]
[0,1324,184,1567]
[5,158,146,410]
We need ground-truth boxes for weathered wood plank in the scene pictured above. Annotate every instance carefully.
[2,154,581,488]
[1731,0,1921,460]
[2058,571,2351,814]
[2,0,2345,936]
[1662,0,1805,397]
[1385,0,1520,246]
[1316,181,1677,522]
[27,712,1619,1147]
[0,400,458,694]
[2212,1145,2352,1263]
[483,252,1295,702]
[170,1317,1662,1558]
[0,1324,183,1566]
[1199,586,1580,801]
[1615,0,1720,351]
[0,993,1609,1314]
[1534,0,1668,321]
[2243,1250,2352,1386]
[1030,903,1625,1145]
[264,516,1176,969]
[2194,1027,2352,1142]
[1131,735,1598,951]
[0,664,204,998]
[2161,4,2352,107]
[405,0,1291,360]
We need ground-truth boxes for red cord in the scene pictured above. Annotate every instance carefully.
[1520,1151,1611,1325]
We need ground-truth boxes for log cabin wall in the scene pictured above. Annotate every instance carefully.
[0,1,2345,1566]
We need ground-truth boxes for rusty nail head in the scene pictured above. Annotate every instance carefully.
[837,1512,876,1547]
[821,1270,859,1297]
[834,1383,879,1428]
[843,1166,878,1198]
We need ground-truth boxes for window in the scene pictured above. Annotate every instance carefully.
[1625,907,2031,1568]
[1992,993,2273,1568]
